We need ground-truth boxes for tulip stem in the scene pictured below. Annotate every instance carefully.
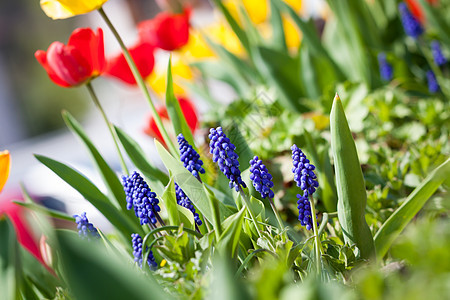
[98,7,178,156]
[86,82,129,175]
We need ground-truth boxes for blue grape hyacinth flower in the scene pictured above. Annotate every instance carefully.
[378,53,393,81]
[249,156,274,199]
[398,2,423,39]
[73,212,100,240]
[291,145,319,230]
[431,41,447,67]
[122,171,161,225]
[177,134,205,179]
[426,70,440,93]
[175,183,202,226]
[131,233,157,269]
[209,127,246,192]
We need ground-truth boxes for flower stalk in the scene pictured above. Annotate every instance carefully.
[98,7,178,156]
[86,82,129,175]
[309,194,323,276]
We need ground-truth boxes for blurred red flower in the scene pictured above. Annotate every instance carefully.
[138,7,191,51]
[144,97,198,144]
[35,28,105,87]
[406,0,439,23]
[106,41,155,85]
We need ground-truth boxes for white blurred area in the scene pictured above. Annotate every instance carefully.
[0,0,326,230]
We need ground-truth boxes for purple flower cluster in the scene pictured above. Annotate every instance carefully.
[131,233,157,269]
[209,127,246,192]
[378,53,393,81]
[249,156,274,199]
[175,183,202,226]
[73,212,100,240]
[177,134,205,179]
[431,41,447,67]
[291,145,319,230]
[426,70,439,93]
[122,171,161,225]
[398,3,423,39]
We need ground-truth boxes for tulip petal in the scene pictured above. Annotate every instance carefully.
[106,42,155,85]
[40,0,108,20]
[178,97,198,132]
[35,49,72,87]
[0,150,11,193]
[138,7,191,51]
[68,28,105,74]
[46,42,92,86]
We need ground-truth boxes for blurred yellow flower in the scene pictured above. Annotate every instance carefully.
[0,150,11,193]
[283,15,302,50]
[223,0,268,25]
[283,0,302,13]
[147,57,193,97]
[181,22,244,61]
[311,114,330,130]
[40,0,108,20]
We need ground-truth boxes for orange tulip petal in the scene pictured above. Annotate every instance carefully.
[0,150,11,193]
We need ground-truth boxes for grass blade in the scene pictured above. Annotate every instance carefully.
[374,158,450,259]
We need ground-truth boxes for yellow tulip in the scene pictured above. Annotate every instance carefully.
[181,23,244,61]
[223,0,268,25]
[40,0,108,20]
[283,0,303,13]
[147,58,193,98]
[283,15,302,50]
[0,150,10,193]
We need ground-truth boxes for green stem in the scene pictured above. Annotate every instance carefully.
[239,189,263,239]
[309,194,322,277]
[235,249,277,279]
[97,7,178,156]
[86,82,129,175]
[268,198,285,234]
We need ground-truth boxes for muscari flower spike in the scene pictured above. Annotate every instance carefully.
[249,156,274,199]
[122,171,161,225]
[291,145,319,230]
[131,233,157,269]
[209,127,246,192]
[175,183,202,226]
[177,133,205,179]
[426,70,439,93]
[73,212,100,240]
[398,2,423,39]
[431,40,447,67]
[378,53,393,81]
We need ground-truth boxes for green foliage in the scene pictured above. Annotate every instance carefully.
[330,95,375,260]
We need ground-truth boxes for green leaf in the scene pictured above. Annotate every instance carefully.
[217,207,247,258]
[13,201,74,222]
[161,176,194,228]
[155,141,234,223]
[62,111,130,218]
[276,0,344,80]
[418,0,450,45]
[269,0,287,52]
[256,46,307,112]
[114,126,168,196]
[35,155,140,239]
[374,158,450,259]
[210,0,251,55]
[56,230,172,300]
[165,57,196,148]
[330,94,375,260]
[0,218,20,300]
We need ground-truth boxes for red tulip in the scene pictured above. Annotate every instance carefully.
[0,194,45,267]
[35,28,105,87]
[144,97,198,144]
[138,7,191,51]
[106,41,155,85]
